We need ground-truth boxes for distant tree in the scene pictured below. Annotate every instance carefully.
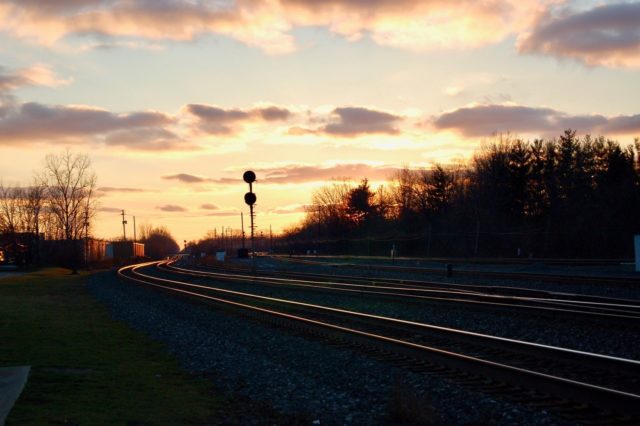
[137,222,154,242]
[40,150,98,272]
[141,226,180,259]
[391,167,419,224]
[420,164,456,215]
[0,183,21,234]
[345,179,377,227]
[374,184,394,222]
[19,181,47,237]
[305,180,352,238]
[283,129,640,258]
[41,150,97,241]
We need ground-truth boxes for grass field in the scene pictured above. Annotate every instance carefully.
[0,268,222,424]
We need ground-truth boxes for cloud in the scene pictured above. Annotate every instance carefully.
[0,101,184,150]
[518,3,640,68]
[293,107,402,137]
[104,127,198,151]
[443,86,465,97]
[602,114,640,134]
[0,1,552,53]
[98,187,149,193]
[243,163,401,183]
[184,104,292,135]
[257,106,291,121]
[284,0,548,51]
[323,107,401,136]
[80,40,165,52]
[157,204,188,212]
[432,103,640,137]
[200,203,220,210]
[162,173,212,183]
[271,204,309,214]
[0,1,294,54]
[0,94,16,119]
[0,63,184,150]
[99,207,124,213]
[286,126,316,136]
[160,163,400,186]
[0,63,71,92]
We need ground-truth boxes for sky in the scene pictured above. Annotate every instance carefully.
[0,0,639,243]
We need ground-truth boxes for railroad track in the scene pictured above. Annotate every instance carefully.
[173,261,640,325]
[273,255,640,286]
[119,261,640,423]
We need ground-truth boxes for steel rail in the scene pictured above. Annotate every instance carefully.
[162,262,640,322]
[274,255,640,286]
[204,256,640,309]
[262,259,640,305]
[124,263,640,371]
[118,261,640,416]
[193,261,640,311]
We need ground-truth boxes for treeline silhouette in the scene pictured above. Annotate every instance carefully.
[137,224,180,259]
[0,151,98,268]
[283,130,640,258]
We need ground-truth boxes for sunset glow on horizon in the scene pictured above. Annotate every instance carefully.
[1,0,639,242]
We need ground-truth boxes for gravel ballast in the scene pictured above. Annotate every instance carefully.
[88,270,566,425]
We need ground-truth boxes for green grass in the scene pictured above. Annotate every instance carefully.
[0,268,221,424]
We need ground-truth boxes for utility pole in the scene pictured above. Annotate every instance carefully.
[133,216,136,242]
[84,210,89,266]
[121,209,127,240]
[474,219,480,257]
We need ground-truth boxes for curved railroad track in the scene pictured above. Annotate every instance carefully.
[119,260,640,423]
[172,260,640,325]
[273,255,640,286]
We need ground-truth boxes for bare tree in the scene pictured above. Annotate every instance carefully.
[0,182,18,234]
[391,167,419,221]
[41,151,98,241]
[40,151,97,272]
[22,180,47,235]
[137,222,154,242]
[306,179,352,237]
[0,181,47,235]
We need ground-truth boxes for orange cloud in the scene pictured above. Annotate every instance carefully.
[162,173,213,184]
[200,203,220,210]
[98,187,151,194]
[162,163,401,185]
[157,204,188,212]
[270,204,310,214]
[0,0,294,54]
[99,207,124,213]
[0,0,555,53]
[0,63,70,92]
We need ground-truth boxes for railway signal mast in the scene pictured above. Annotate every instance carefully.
[243,170,257,273]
